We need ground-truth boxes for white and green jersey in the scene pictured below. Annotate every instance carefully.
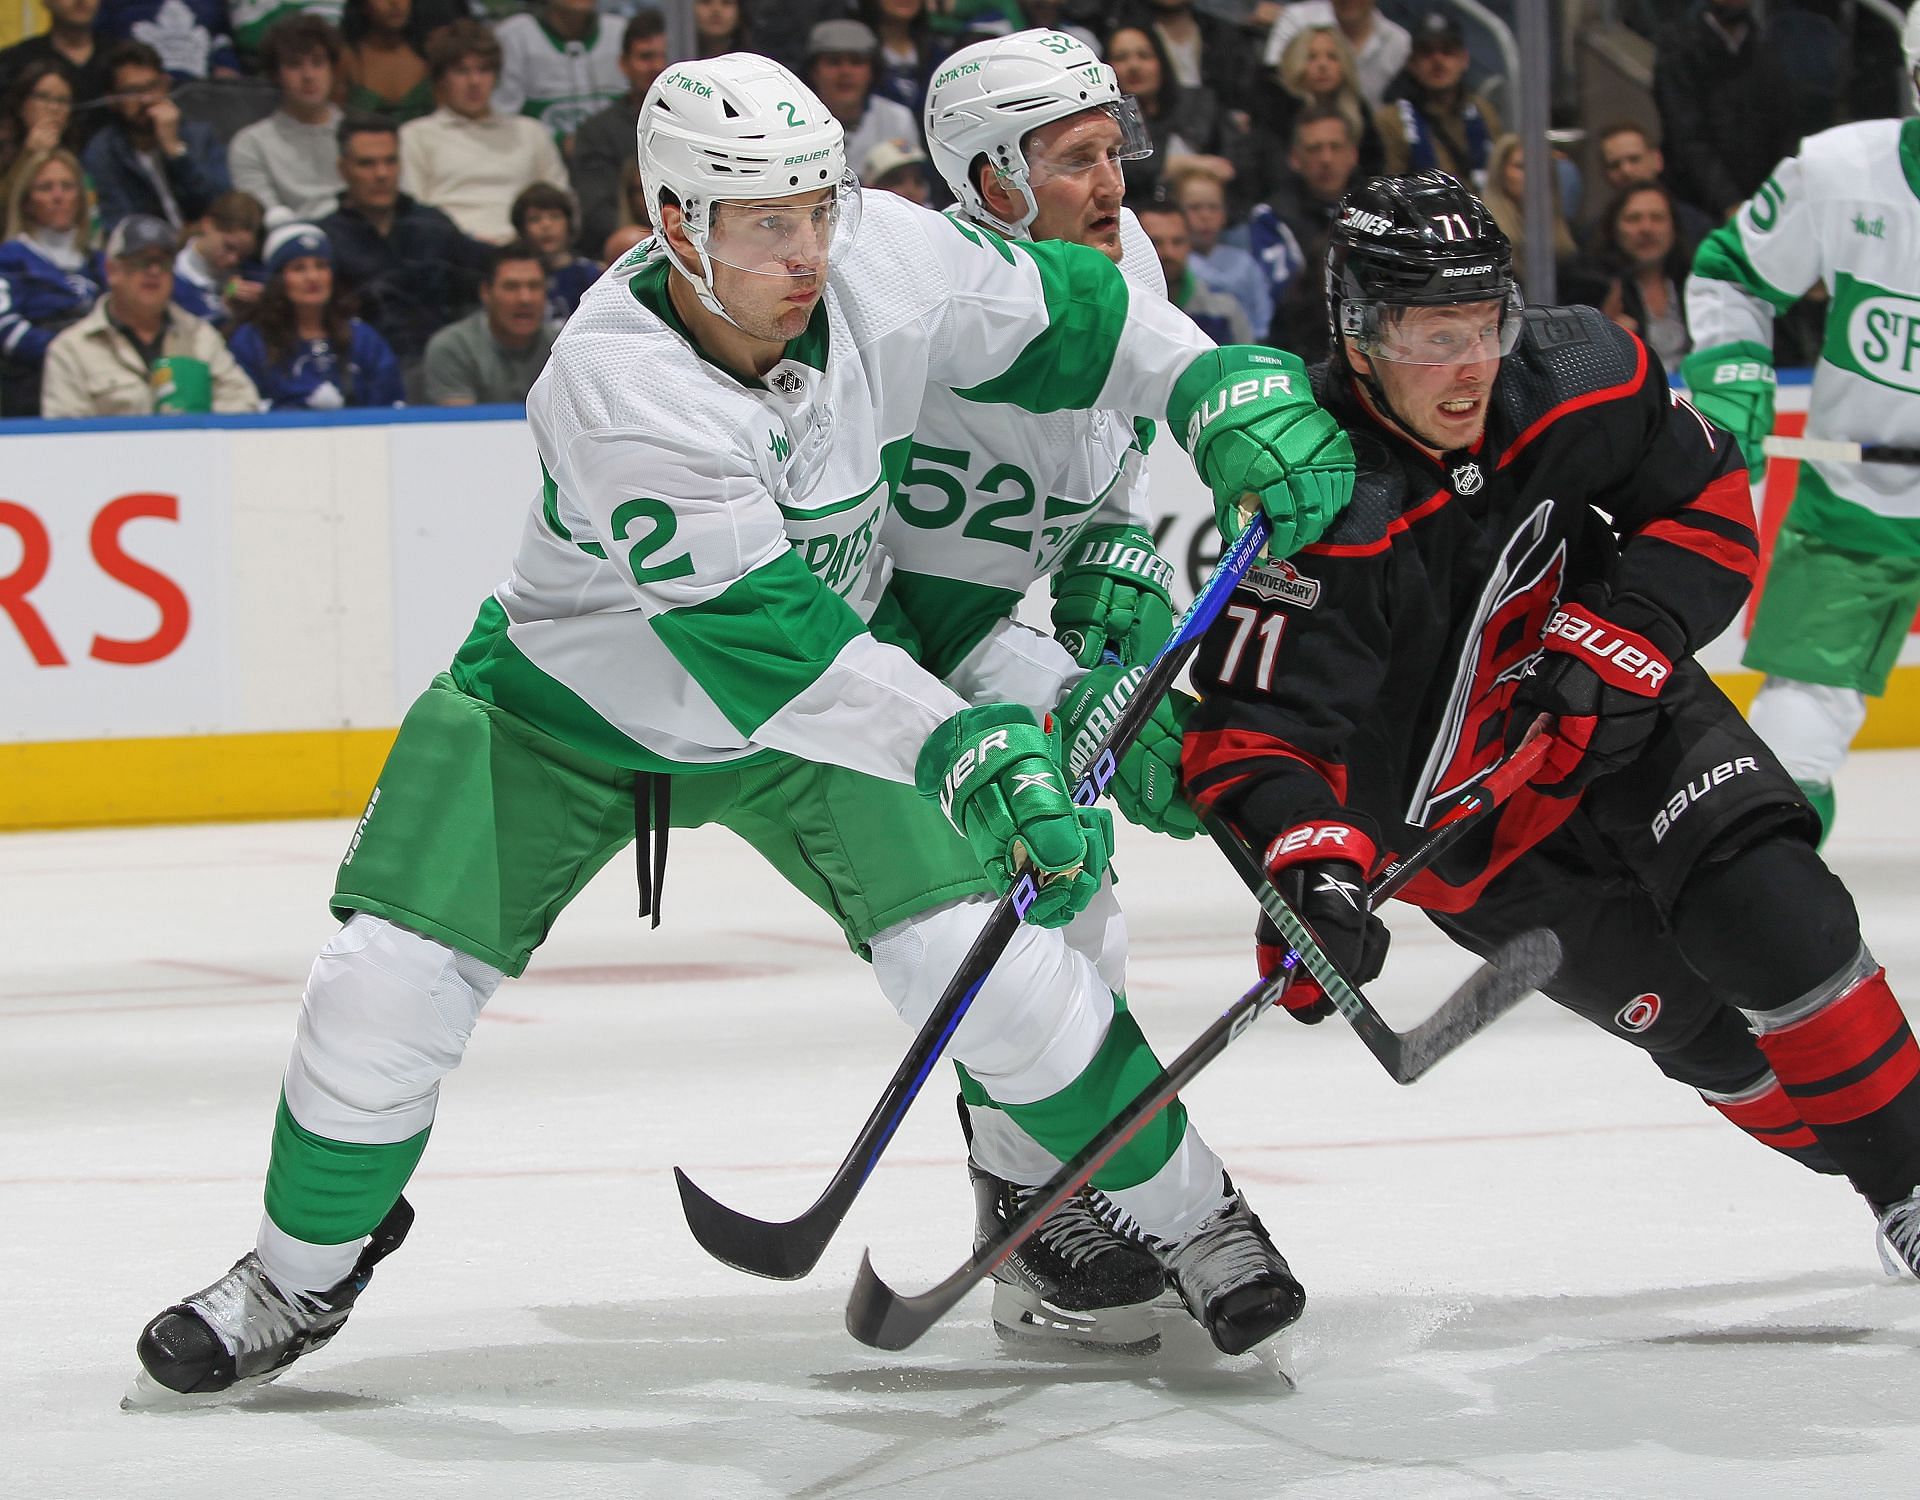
[492,14,626,142]
[882,207,1170,678]
[450,189,1216,782]
[231,0,342,60]
[1687,118,1920,554]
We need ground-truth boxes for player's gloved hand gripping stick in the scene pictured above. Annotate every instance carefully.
[845,738,1563,1351]
[671,516,1277,1281]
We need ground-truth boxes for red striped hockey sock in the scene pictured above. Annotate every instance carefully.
[1749,947,1920,1207]
[1697,1073,1838,1174]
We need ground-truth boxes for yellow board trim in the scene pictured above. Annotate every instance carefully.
[4,666,1920,832]
[0,728,397,831]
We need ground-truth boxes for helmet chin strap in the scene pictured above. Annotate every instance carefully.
[972,161,1041,240]
[1344,346,1442,454]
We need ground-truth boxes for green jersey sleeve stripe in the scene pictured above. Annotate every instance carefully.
[954,238,1131,412]
[651,548,870,736]
[1691,222,1800,312]
[886,569,1026,680]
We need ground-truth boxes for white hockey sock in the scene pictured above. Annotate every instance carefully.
[1747,675,1866,787]
[1101,1123,1229,1245]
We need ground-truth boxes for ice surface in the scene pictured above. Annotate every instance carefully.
[4,753,1918,1499]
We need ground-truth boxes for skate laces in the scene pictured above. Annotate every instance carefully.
[1157,1194,1278,1307]
[186,1255,332,1356]
[1875,1190,1920,1278]
[1015,1186,1132,1268]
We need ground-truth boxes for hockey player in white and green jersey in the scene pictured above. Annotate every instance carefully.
[1682,13,1920,841]
[494,0,626,144]
[128,53,1356,1403]
[893,28,1223,1351]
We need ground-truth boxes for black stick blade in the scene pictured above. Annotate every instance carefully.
[845,1247,980,1351]
[1390,927,1561,1084]
[673,1166,843,1281]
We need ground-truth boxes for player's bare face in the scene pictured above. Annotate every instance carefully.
[705,189,835,341]
[1360,301,1505,451]
[1024,111,1129,261]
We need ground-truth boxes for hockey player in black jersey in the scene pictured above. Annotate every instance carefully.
[1179,170,1920,1276]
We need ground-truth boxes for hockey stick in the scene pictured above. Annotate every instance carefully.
[844,932,1560,1351]
[1202,732,1552,1083]
[672,515,1275,1280]
[1762,435,1920,467]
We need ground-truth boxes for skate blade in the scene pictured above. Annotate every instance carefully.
[990,1282,1161,1356]
[121,1366,285,1412]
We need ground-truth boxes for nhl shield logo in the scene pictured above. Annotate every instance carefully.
[770,366,804,395]
[1451,462,1484,495]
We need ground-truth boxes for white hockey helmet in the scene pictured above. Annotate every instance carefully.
[638,53,861,319]
[924,28,1151,238]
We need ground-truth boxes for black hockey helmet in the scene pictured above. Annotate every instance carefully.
[1325,169,1520,368]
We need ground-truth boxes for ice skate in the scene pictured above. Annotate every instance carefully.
[971,1161,1167,1354]
[1875,1188,1920,1278]
[1154,1180,1305,1357]
[124,1197,413,1408]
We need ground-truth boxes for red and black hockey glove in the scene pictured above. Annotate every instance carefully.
[1509,587,1684,797]
[1256,819,1390,1023]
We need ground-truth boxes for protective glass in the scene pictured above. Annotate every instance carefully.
[700,171,863,277]
[1346,290,1523,365]
[1023,98,1153,186]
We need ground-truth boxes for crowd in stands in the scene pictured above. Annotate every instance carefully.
[0,0,1903,419]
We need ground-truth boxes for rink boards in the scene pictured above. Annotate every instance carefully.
[3,379,1914,830]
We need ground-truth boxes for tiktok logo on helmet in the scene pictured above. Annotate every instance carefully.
[1616,993,1661,1033]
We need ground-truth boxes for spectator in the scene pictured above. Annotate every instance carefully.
[321,112,487,368]
[83,42,230,233]
[0,62,79,206]
[1376,12,1499,189]
[861,0,935,119]
[1264,0,1409,112]
[1136,197,1250,343]
[1589,119,1713,252]
[229,221,405,408]
[172,187,264,327]
[1240,101,1361,358]
[0,147,101,414]
[1125,0,1254,116]
[339,0,435,126]
[420,238,555,405]
[805,20,918,185]
[494,0,626,150]
[510,180,597,324]
[41,213,258,415]
[601,221,646,263]
[1479,133,1583,293]
[569,10,665,260]
[230,17,345,221]
[1652,0,1799,221]
[695,0,752,58]
[1168,158,1269,337]
[399,20,568,243]
[1598,180,1692,370]
[94,0,242,81]
[231,3,353,67]
[860,135,930,204]
[1105,24,1237,208]
[0,0,113,148]
[1272,23,1383,177]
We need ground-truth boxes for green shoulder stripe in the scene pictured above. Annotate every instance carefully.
[955,238,1130,412]
[1691,222,1799,312]
[651,549,868,735]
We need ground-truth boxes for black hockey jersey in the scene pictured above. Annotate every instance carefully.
[1182,304,1757,911]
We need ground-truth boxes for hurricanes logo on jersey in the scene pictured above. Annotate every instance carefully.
[1616,993,1661,1033]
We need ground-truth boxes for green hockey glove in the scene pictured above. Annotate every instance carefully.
[1171,346,1355,557]
[1050,524,1178,669]
[1055,666,1198,839]
[1681,341,1775,484]
[916,703,1114,927]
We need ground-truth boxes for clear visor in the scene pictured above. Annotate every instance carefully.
[699,172,863,278]
[1346,290,1523,365]
[1023,97,1153,187]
